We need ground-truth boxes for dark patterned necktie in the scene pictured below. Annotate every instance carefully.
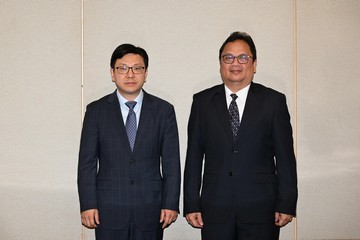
[125,101,137,151]
[229,94,240,140]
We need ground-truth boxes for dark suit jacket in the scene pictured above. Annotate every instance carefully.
[184,82,297,223]
[78,90,181,231]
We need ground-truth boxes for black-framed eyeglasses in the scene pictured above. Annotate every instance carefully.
[115,65,145,74]
[221,54,253,64]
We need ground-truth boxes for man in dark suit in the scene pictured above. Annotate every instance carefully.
[183,32,298,240]
[78,44,181,240]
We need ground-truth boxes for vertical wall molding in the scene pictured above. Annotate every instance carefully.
[81,0,84,120]
[81,0,85,239]
[293,0,298,239]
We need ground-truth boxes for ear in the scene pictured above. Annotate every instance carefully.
[253,60,257,74]
[144,69,148,82]
[110,68,115,82]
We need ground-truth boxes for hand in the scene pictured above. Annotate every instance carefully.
[185,212,204,228]
[160,209,178,229]
[81,209,100,229]
[274,212,294,227]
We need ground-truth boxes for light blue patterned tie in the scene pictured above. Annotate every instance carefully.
[229,94,240,140]
[125,101,137,151]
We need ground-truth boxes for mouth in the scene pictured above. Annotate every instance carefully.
[125,82,137,86]
[229,68,242,73]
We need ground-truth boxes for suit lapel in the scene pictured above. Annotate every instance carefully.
[213,85,234,142]
[132,90,152,152]
[235,83,261,144]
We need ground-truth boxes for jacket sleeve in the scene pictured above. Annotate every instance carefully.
[160,105,181,212]
[77,104,99,212]
[183,96,204,215]
[273,94,298,216]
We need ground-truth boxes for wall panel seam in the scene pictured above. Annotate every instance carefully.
[293,0,298,239]
[81,0,85,239]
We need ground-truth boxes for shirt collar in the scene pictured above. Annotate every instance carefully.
[224,84,250,103]
[116,89,144,109]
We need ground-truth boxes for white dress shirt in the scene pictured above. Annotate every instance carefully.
[116,90,144,127]
[224,84,250,123]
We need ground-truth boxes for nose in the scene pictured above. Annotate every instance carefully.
[126,68,135,78]
[232,58,241,65]
[230,61,242,69]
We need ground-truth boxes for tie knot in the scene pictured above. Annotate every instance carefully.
[125,101,137,110]
[230,94,238,101]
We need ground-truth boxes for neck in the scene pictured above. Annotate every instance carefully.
[225,82,251,93]
[118,89,141,101]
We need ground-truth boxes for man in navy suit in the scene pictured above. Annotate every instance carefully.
[184,32,298,240]
[78,44,181,240]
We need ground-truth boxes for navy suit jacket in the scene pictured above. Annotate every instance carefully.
[78,90,181,231]
[184,82,297,223]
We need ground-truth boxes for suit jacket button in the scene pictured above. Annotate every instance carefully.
[130,180,134,185]
[232,149,239,154]
[130,158,135,163]
[228,172,233,176]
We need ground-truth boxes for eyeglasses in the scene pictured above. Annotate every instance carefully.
[115,65,145,74]
[221,54,253,64]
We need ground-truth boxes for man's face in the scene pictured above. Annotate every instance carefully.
[110,53,148,100]
[220,40,257,90]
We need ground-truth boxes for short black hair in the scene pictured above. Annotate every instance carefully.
[110,43,149,69]
[219,32,257,62]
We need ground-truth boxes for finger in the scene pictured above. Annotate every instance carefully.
[274,212,280,223]
[192,220,202,227]
[197,213,204,227]
[168,212,177,221]
[160,211,170,228]
[81,219,87,227]
[276,217,292,227]
[186,215,196,227]
[275,220,283,227]
[275,216,286,227]
[186,213,199,227]
[188,220,198,227]
[88,213,100,228]
[162,221,168,229]
[162,215,172,229]
[159,210,165,223]
[189,215,203,228]
[95,210,100,225]
[165,213,176,228]
[87,217,96,228]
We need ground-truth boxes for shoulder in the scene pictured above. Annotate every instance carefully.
[193,84,224,100]
[86,91,116,110]
[143,90,174,109]
[251,82,286,100]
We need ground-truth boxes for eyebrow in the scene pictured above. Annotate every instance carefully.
[223,52,248,55]
[117,63,144,66]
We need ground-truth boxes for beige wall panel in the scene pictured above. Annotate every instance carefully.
[0,1,82,239]
[84,1,295,239]
[297,0,360,239]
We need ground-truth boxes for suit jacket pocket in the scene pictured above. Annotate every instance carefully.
[146,180,162,204]
[97,179,112,201]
